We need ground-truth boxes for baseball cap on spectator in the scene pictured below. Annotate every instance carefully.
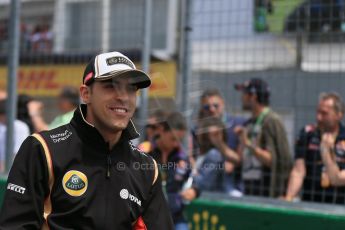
[234,78,270,96]
[234,78,270,104]
[82,51,151,89]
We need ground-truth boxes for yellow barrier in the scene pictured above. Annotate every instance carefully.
[0,61,176,98]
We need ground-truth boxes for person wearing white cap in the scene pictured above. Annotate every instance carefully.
[0,51,174,229]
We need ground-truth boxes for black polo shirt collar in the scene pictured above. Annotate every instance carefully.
[71,104,140,148]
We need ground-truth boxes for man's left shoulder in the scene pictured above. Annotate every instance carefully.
[128,141,156,175]
[264,110,284,124]
[261,110,288,135]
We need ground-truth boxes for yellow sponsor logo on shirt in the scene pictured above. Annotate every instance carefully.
[62,170,88,197]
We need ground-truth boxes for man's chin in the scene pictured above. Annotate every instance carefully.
[319,125,335,133]
[112,123,128,131]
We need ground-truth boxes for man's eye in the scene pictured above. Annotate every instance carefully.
[104,84,114,89]
[103,82,119,89]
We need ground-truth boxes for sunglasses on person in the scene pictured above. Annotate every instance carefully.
[203,103,219,111]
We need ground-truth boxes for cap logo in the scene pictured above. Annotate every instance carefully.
[62,170,88,197]
[106,56,134,69]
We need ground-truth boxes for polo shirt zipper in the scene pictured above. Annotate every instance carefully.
[107,154,112,178]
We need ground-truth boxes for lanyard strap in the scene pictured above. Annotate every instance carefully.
[255,107,270,127]
[248,107,270,139]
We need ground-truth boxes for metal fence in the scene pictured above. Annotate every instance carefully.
[2,0,345,211]
[188,0,345,206]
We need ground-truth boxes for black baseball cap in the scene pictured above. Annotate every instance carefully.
[234,78,270,96]
[82,51,151,88]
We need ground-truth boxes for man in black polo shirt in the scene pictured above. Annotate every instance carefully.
[285,92,345,204]
[0,51,174,229]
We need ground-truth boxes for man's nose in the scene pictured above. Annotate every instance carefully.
[210,106,217,113]
[114,85,129,100]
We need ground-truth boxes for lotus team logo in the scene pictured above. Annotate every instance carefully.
[62,170,88,197]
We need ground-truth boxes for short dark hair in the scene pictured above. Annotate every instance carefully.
[149,109,167,124]
[319,92,345,115]
[59,86,80,107]
[17,94,33,117]
[200,88,223,101]
[160,112,187,131]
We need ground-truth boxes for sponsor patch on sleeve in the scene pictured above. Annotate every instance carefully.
[7,183,26,194]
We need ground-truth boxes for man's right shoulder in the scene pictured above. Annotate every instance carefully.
[35,124,75,145]
[12,135,49,163]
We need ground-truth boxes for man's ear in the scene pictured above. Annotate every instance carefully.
[80,85,91,104]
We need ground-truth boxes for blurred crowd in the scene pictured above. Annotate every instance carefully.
[0,86,79,171]
[1,78,345,229]
[0,20,53,53]
[137,78,345,228]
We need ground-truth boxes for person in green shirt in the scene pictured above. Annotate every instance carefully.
[25,87,79,132]
[49,86,80,129]
[234,78,292,197]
